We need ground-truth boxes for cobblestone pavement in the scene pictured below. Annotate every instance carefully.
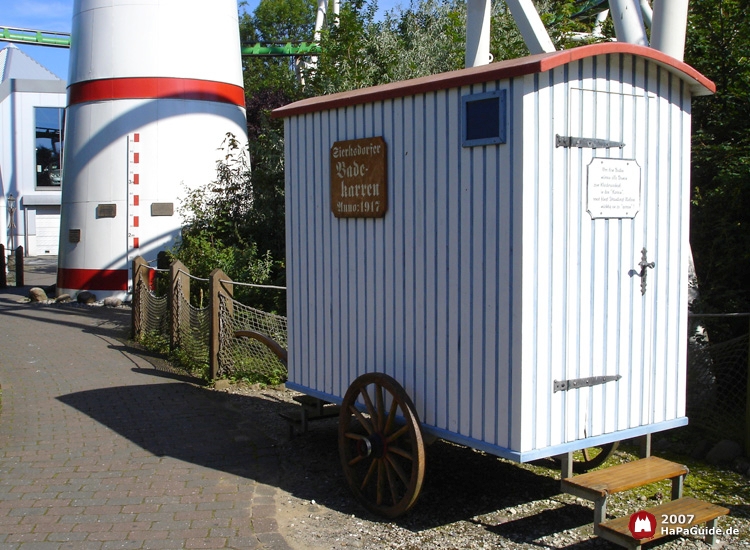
[0,258,292,549]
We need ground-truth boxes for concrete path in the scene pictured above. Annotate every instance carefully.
[0,258,291,549]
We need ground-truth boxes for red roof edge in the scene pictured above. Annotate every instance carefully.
[272,43,715,119]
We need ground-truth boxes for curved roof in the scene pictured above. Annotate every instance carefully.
[273,42,715,119]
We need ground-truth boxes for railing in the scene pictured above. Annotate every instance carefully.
[131,256,287,385]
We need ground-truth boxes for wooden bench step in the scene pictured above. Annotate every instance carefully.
[597,497,730,549]
[280,400,340,439]
[292,394,327,406]
[293,394,337,414]
[562,456,688,500]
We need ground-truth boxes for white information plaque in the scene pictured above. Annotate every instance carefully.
[587,158,641,219]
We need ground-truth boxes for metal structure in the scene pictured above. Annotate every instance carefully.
[0,26,70,48]
[1,25,321,57]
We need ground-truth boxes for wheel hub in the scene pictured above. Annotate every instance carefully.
[357,433,385,459]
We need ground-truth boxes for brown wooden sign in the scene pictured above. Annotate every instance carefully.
[330,137,387,218]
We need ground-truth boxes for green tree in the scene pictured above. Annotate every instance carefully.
[239,0,314,97]
[685,0,750,314]
[173,134,279,309]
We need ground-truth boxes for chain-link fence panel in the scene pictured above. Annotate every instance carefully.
[687,314,749,447]
[217,293,288,385]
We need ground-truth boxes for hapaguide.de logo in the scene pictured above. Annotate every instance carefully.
[629,510,657,539]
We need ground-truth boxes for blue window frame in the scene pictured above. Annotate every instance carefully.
[462,89,507,147]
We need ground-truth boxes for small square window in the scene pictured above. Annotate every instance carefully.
[462,90,507,147]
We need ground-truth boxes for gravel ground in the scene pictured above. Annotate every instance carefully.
[216,382,750,550]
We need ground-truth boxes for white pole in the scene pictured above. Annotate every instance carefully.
[639,0,653,28]
[651,0,689,61]
[465,0,492,67]
[608,0,649,45]
[314,0,327,42]
[503,0,556,55]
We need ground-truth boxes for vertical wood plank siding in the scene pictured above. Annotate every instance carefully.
[517,54,693,454]
[285,52,695,459]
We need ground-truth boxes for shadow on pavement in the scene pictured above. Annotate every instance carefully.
[56,367,584,539]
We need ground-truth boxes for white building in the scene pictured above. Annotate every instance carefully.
[0,44,66,256]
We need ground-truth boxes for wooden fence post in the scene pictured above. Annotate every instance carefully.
[169,260,190,351]
[209,268,232,380]
[131,256,150,340]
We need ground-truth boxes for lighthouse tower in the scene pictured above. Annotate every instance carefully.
[58,0,248,300]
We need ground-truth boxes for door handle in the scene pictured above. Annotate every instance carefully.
[638,247,655,295]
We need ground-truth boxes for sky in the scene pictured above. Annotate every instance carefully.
[0,0,403,81]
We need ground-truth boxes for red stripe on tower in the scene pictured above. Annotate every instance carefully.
[68,77,246,108]
[58,268,129,291]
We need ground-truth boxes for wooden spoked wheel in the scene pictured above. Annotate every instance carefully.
[555,441,620,473]
[338,373,426,518]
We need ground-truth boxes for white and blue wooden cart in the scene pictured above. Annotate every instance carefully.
[272,42,715,518]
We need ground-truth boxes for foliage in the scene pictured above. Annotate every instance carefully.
[138,331,170,356]
[685,0,750,316]
[228,354,288,387]
[245,88,290,269]
[170,134,280,311]
[137,331,211,381]
[308,0,538,93]
[239,0,315,97]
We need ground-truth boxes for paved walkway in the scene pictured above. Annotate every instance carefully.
[0,258,291,549]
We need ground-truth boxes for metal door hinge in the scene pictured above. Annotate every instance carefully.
[554,374,622,392]
[555,135,625,149]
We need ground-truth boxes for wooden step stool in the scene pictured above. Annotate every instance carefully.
[598,497,730,549]
[562,456,729,549]
[279,395,340,439]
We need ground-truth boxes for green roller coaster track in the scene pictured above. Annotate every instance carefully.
[1,26,322,56]
[1,26,71,48]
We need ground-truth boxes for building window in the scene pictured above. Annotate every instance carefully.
[35,107,64,188]
[462,89,507,147]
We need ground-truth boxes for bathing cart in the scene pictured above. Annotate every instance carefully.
[271,43,721,533]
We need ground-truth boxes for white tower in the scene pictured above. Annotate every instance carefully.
[58,0,248,299]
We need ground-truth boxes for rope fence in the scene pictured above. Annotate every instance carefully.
[132,256,288,385]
